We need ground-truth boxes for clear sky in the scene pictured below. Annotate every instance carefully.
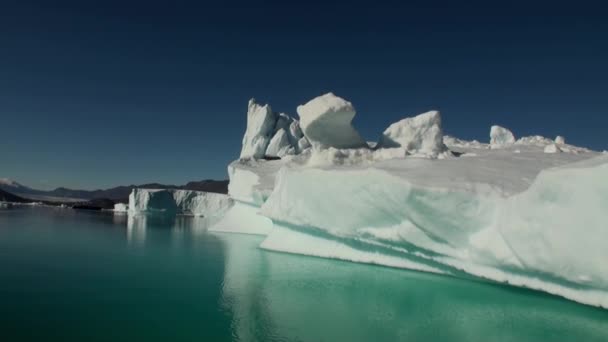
[1,0,606,190]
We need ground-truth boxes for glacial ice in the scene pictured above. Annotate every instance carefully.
[297,93,368,149]
[240,99,277,158]
[490,125,516,148]
[239,99,307,159]
[113,203,128,213]
[209,92,607,308]
[129,188,233,217]
[379,110,446,156]
[266,129,294,157]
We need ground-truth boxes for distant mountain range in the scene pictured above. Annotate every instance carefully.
[0,178,229,202]
[0,188,30,203]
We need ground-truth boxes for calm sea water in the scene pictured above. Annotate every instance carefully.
[1,206,607,342]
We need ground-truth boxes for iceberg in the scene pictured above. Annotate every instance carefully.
[129,188,233,217]
[113,203,128,213]
[210,93,607,308]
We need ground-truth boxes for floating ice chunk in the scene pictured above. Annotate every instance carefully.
[379,110,446,156]
[544,144,561,153]
[490,125,516,148]
[555,135,566,145]
[129,189,233,217]
[113,203,128,213]
[240,99,277,159]
[297,93,367,149]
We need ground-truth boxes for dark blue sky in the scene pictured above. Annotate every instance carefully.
[1,0,606,190]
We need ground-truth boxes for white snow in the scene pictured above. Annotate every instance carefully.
[129,188,233,217]
[555,135,566,145]
[240,99,277,158]
[297,93,367,149]
[379,110,446,156]
[544,144,561,154]
[490,125,516,148]
[516,135,554,146]
[443,135,488,150]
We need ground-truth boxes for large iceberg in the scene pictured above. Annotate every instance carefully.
[210,92,607,309]
[129,189,233,217]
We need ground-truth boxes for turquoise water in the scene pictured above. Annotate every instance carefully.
[1,207,607,341]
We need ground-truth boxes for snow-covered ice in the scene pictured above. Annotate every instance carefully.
[544,144,561,153]
[240,99,277,159]
[379,110,446,156]
[490,125,516,148]
[297,93,368,149]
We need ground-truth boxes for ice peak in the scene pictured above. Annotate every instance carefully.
[379,110,446,156]
[490,125,516,148]
[297,93,366,149]
[297,92,355,119]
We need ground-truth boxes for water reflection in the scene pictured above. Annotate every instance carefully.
[1,207,234,342]
[214,233,608,342]
[124,213,217,245]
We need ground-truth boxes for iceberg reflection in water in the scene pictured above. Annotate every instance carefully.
[214,232,608,342]
[2,207,604,341]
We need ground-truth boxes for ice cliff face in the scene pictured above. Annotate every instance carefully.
[129,189,233,217]
[212,92,607,309]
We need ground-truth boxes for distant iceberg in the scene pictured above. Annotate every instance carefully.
[128,189,233,218]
